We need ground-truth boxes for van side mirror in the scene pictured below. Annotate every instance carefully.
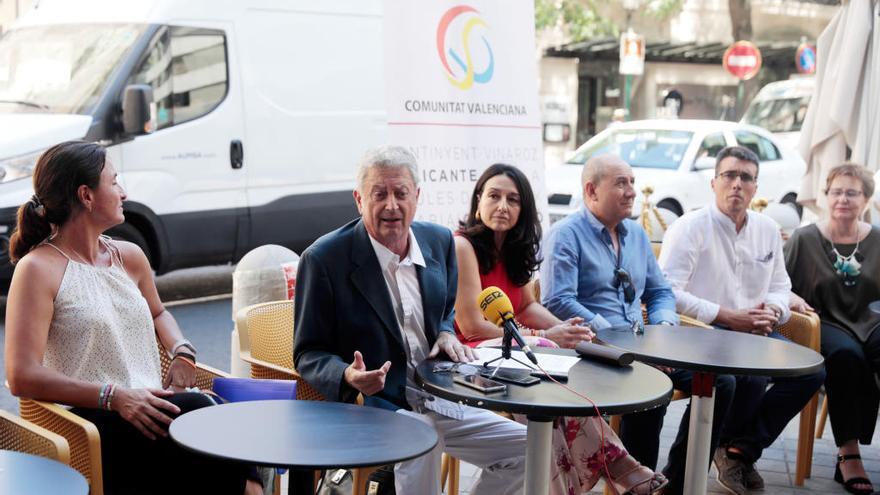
[693,156,715,171]
[121,84,155,135]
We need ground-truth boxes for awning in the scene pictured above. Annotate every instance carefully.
[545,38,806,70]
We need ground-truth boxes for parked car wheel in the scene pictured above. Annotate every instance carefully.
[781,193,803,219]
[105,222,151,262]
[656,198,683,217]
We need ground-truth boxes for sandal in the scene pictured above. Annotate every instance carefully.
[835,454,874,494]
[607,456,669,495]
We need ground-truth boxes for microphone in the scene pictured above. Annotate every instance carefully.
[477,286,539,365]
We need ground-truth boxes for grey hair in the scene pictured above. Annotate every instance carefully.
[581,153,627,187]
[356,145,419,191]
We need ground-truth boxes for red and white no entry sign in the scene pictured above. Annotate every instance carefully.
[723,41,762,80]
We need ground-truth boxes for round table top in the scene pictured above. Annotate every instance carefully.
[596,325,825,377]
[169,400,438,469]
[416,349,672,418]
[0,450,88,495]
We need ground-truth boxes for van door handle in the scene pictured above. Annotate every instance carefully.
[230,140,243,169]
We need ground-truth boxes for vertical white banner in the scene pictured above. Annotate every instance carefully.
[384,0,546,229]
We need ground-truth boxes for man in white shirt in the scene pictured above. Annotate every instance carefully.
[659,146,825,494]
[294,146,526,494]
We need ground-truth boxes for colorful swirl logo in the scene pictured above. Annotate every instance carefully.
[436,5,494,90]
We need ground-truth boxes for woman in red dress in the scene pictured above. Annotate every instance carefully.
[454,163,667,495]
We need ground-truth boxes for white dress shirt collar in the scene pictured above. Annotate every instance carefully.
[368,229,426,270]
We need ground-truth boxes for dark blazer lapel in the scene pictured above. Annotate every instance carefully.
[350,221,405,349]
[415,231,444,346]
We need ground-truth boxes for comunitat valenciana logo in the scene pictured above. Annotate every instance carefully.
[436,5,494,90]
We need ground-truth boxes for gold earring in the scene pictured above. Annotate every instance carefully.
[475,210,481,221]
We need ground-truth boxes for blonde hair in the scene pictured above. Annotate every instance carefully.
[824,162,874,198]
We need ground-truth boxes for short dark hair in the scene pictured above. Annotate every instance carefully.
[458,163,541,287]
[715,146,760,177]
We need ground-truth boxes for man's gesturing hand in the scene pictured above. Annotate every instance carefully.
[343,351,391,396]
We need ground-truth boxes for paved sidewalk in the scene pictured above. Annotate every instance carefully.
[451,395,879,494]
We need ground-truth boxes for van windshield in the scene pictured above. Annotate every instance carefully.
[743,96,810,133]
[0,23,146,115]
[566,129,693,170]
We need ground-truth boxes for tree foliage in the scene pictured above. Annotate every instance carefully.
[535,0,684,41]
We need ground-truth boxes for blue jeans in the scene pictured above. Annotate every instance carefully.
[719,331,825,463]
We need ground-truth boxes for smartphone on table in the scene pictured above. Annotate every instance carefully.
[453,374,507,393]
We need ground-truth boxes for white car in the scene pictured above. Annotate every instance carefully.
[545,119,806,224]
[741,77,813,152]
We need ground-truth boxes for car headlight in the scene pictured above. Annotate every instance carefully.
[0,149,43,183]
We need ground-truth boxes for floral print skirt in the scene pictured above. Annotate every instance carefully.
[476,338,630,494]
[512,414,628,495]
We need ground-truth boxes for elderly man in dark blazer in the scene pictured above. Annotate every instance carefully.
[294,145,526,494]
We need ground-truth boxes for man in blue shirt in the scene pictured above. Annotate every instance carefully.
[541,154,735,494]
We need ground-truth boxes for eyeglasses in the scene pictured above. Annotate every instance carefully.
[614,268,636,304]
[827,189,864,199]
[716,170,757,184]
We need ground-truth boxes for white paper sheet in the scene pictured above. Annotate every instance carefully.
[474,348,579,375]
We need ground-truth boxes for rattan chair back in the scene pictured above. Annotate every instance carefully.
[0,409,70,464]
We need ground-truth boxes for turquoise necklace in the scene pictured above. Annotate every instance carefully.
[830,233,862,287]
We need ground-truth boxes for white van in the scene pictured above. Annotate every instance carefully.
[0,0,386,289]
[741,77,814,151]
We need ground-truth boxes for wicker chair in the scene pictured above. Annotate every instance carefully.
[235,300,324,401]
[776,310,821,485]
[18,340,230,495]
[0,409,71,464]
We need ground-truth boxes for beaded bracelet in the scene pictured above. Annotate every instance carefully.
[98,384,109,409]
[98,383,115,411]
[104,384,116,411]
[513,319,547,339]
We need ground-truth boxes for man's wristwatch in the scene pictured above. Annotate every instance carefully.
[171,339,198,356]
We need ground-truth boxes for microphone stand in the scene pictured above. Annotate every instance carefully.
[482,323,537,378]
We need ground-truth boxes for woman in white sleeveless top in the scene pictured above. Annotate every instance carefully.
[4,141,262,495]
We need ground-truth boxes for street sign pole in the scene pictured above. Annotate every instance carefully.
[737,80,745,118]
[624,74,632,120]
